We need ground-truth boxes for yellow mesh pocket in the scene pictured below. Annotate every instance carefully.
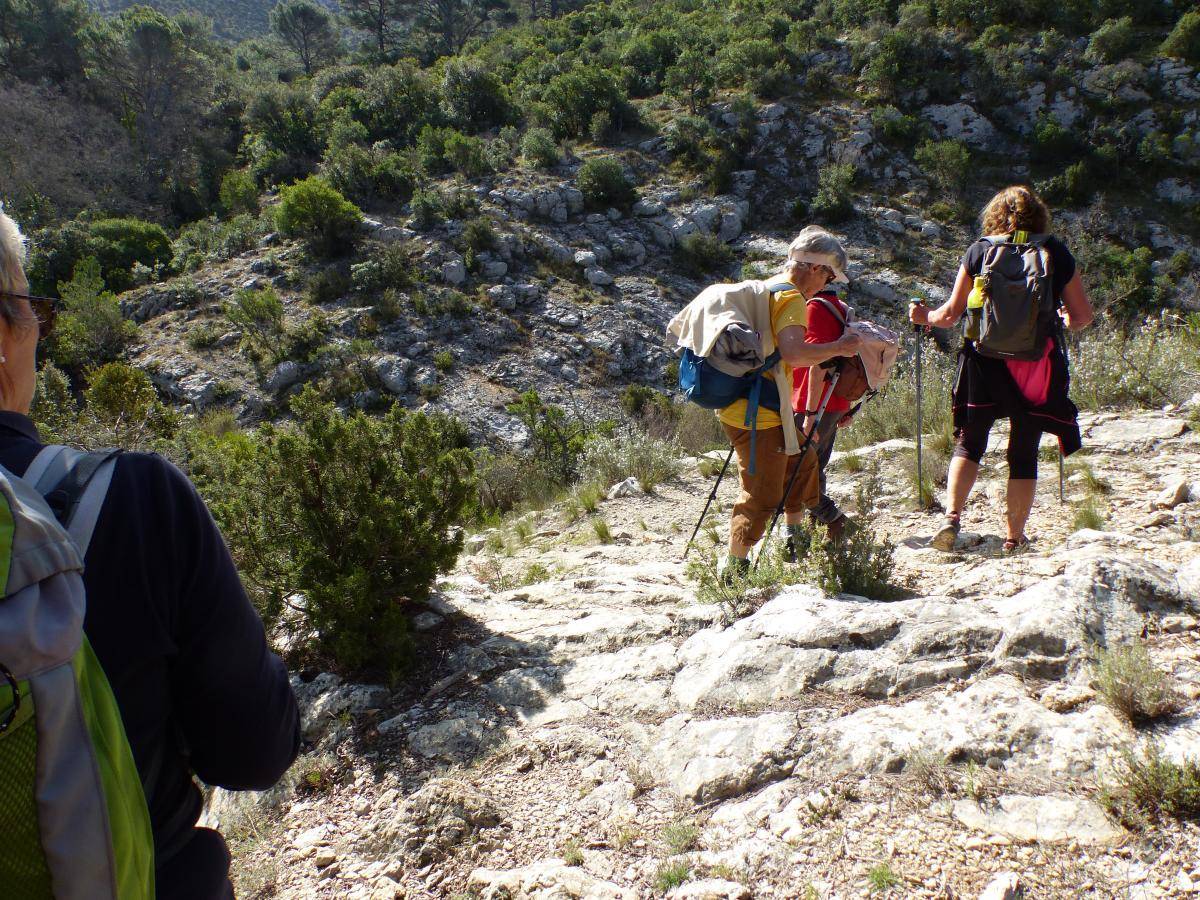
[0,711,53,897]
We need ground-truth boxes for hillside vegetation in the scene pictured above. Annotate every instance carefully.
[4,0,1200,678]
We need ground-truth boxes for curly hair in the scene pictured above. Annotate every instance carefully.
[980,185,1050,237]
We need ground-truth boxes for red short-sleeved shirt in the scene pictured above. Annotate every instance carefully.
[791,291,852,416]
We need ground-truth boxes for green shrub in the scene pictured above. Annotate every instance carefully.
[1161,10,1200,63]
[810,163,856,224]
[173,215,263,271]
[190,388,475,677]
[1085,16,1137,64]
[687,545,806,620]
[433,350,454,372]
[84,362,157,426]
[440,59,511,132]
[30,217,173,295]
[871,106,924,147]
[1099,742,1200,828]
[800,480,897,598]
[1031,117,1080,162]
[350,243,415,295]
[46,258,138,373]
[1036,160,1092,207]
[225,286,286,368]
[219,169,259,217]
[914,139,971,193]
[654,861,691,893]
[409,188,443,230]
[508,389,609,488]
[1094,641,1185,725]
[1073,497,1105,531]
[540,65,630,141]
[275,177,363,257]
[674,232,735,277]
[187,322,222,350]
[324,145,416,205]
[520,127,560,169]
[579,428,680,493]
[577,157,637,210]
[31,362,77,436]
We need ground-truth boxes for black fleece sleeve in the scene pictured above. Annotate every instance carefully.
[144,454,301,790]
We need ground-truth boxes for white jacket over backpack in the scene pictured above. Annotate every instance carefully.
[668,279,802,455]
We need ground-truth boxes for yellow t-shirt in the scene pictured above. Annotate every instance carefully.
[718,287,808,430]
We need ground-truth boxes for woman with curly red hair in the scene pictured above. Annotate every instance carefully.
[909,185,1095,553]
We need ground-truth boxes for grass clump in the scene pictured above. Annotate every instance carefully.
[867,862,901,893]
[686,547,805,620]
[903,751,954,797]
[590,517,613,543]
[661,820,698,855]
[1072,498,1106,532]
[1094,641,1184,725]
[654,860,691,892]
[1099,742,1200,828]
[674,232,734,277]
[561,839,584,867]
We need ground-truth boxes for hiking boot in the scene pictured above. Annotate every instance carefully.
[1002,536,1030,555]
[930,514,961,552]
[784,524,809,563]
[720,556,750,586]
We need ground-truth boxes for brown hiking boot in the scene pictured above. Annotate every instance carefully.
[931,514,961,552]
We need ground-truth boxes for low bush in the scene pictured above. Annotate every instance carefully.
[1099,742,1200,828]
[219,168,259,217]
[29,217,173,295]
[409,188,443,230]
[1161,10,1200,63]
[189,389,475,678]
[800,478,897,598]
[914,139,971,194]
[84,362,157,426]
[520,127,560,169]
[576,157,637,210]
[810,163,855,224]
[225,286,286,367]
[687,545,805,621]
[1085,16,1137,64]
[1068,319,1197,409]
[674,233,735,277]
[46,258,138,374]
[1094,641,1184,725]
[1036,160,1092,207]
[173,215,264,271]
[275,176,363,257]
[324,144,416,206]
[579,428,681,493]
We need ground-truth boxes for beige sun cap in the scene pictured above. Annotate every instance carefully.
[786,226,850,283]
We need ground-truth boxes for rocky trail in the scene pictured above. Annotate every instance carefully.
[210,406,1200,900]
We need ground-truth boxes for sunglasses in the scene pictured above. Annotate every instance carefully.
[0,292,60,340]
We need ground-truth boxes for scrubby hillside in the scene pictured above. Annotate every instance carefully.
[208,404,1200,898]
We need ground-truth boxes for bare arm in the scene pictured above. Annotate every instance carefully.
[1059,270,1093,331]
[777,324,862,368]
[910,265,971,328]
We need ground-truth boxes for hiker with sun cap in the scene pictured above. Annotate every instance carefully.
[669,226,863,582]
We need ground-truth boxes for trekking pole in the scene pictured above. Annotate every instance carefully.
[913,318,924,510]
[754,367,842,571]
[1058,332,1070,504]
[684,445,734,559]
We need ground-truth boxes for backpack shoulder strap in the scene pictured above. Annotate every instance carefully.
[34,447,122,557]
[765,282,794,294]
[23,444,67,490]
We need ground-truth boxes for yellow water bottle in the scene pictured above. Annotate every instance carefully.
[965,276,985,342]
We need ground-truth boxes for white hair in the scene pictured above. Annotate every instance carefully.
[0,207,28,296]
[782,226,847,280]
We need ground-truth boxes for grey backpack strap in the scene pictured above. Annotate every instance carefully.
[23,444,67,491]
[39,448,122,557]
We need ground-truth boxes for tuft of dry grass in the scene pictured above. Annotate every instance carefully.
[1094,641,1185,725]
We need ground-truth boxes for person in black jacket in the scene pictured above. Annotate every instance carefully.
[908,186,1095,553]
[0,209,300,898]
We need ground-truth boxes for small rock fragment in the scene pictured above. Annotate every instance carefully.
[978,872,1023,900]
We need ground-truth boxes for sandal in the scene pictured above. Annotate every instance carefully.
[931,513,961,552]
[1002,536,1030,554]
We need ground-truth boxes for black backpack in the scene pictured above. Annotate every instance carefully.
[973,232,1056,361]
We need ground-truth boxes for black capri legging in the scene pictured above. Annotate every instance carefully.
[952,414,1043,479]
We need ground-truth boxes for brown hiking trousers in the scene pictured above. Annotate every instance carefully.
[723,423,819,547]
